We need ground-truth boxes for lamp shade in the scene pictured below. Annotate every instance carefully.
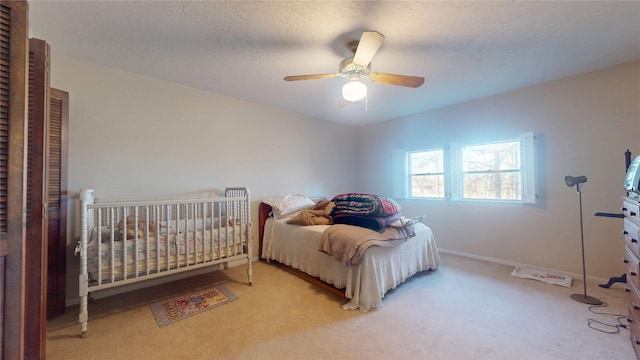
[342,79,367,102]
[565,175,587,187]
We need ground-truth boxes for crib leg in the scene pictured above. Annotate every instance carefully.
[79,273,89,338]
[79,296,88,338]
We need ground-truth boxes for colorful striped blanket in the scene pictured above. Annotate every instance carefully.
[331,193,400,217]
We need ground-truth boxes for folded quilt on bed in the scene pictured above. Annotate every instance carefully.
[333,212,401,231]
[331,193,400,217]
[319,222,415,266]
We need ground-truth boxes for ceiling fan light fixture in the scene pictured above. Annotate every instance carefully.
[342,79,367,102]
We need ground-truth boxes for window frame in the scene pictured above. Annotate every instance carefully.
[396,132,537,204]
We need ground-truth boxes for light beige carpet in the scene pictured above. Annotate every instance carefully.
[47,254,635,359]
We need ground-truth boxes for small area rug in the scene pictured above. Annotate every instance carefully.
[511,266,573,288]
[150,285,238,327]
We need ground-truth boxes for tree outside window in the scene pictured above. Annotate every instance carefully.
[462,141,521,200]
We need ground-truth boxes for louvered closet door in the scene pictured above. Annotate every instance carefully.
[26,37,49,360]
[0,0,29,359]
[47,88,68,320]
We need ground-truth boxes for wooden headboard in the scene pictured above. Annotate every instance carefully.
[257,202,273,259]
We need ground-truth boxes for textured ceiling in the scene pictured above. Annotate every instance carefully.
[28,1,640,127]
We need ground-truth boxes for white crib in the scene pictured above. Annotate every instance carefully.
[76,187,252,337]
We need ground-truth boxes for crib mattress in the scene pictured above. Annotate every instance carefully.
[87,227,246,284]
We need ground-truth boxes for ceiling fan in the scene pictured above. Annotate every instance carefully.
[283,31,425,103]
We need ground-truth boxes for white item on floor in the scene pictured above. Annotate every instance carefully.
[511,266,573,288]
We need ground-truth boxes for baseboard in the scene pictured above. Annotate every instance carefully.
[438,248,612,286]
[66,251,617,307]
[65,257,258,307]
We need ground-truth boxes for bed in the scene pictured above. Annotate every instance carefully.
[76,187,252,337]
[258,194,441,311]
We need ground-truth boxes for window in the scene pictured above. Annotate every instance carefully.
[461,140,521,200]
[408,149,445,198]
[397,132,537,204]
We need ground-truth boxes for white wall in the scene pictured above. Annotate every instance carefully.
[51,55,640,303]
[357,60,640,279]
[50,56,359,302]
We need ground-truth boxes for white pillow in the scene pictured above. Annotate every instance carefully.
[263,194,315,218]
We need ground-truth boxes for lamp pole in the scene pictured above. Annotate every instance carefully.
[570,182,603,305]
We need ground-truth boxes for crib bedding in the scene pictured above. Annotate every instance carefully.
[262,215,440,311]
[87,227,246,283]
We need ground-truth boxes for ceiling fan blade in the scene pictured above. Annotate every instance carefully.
[283,73,339,81]
[369,72,425,88]
[353,31,385,67]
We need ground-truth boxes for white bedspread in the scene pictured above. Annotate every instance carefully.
[262,217,441,311]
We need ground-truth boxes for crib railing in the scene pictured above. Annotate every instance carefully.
[76,187,252,337]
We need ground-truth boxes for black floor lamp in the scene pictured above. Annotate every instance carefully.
[565,175,603,305]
